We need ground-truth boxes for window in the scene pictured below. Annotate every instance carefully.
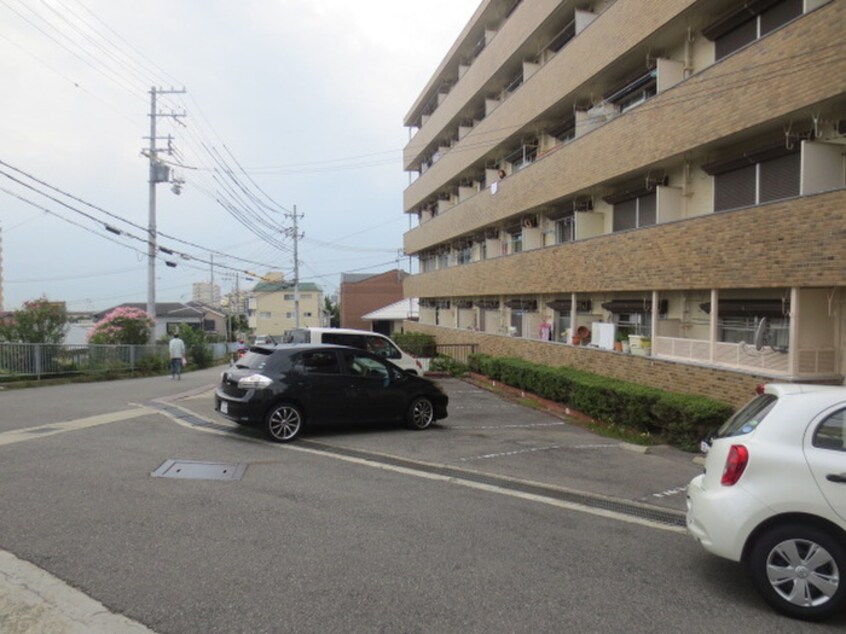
[299,350,341,375]
[606,70,658,113]
[259,311,272,319]
[343,350,391,381]
[715,394,777,439]
[613,192,656,232]
[556,215,575,243]
[814,410,846,451]
[719,316,789,348]
[712,151,800,212]
[365,335,400,360]
[457,241,472,265]
[615,312,650,337]
[508,225,523,253]
[706,0,804,61]
[284,294,294,300]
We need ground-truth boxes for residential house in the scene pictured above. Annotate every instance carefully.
[361,298,419,337]
[95,302,227,341]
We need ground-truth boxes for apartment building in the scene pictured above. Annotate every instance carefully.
[248,273,325,337]
[402,0,846,406]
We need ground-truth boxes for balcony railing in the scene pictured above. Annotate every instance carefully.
[653,336,838,379]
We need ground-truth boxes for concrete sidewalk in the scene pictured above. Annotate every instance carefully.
[0,550,155,634]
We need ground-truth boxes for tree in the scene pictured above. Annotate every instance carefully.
[0,297,68,343]
[324,296,340,328]
[88,307,154,344]
[227,313,250,340]
[177,324,213,368]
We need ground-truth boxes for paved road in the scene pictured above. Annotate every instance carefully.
[1,368,844,632]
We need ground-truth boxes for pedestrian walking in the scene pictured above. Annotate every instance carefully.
[169,332,186,380]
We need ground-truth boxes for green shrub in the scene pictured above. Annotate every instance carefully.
[393,332,437,357]
[468,353,734,450]
[429,355,468,376]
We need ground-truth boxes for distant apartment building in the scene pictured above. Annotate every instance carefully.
[192,282,221,307]
[401,0,846,406]
[340,270,407,331]
[248,273,324,336]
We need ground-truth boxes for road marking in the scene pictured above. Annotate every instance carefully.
[285,443,687,534]
[450,422,569,429]
[0,407,155,447]
[460,443,620,461]
[650,485,689,499]
[162,405,685,534]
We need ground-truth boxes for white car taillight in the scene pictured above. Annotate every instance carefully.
[238,374,273,390]
[721,444,749,486]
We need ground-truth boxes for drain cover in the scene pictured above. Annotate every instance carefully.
[151,459,246,481]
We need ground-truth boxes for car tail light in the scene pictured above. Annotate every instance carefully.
[416,359,422,369]
[755,384,766,395]
[238,374,273,390]
[721,445,749,486]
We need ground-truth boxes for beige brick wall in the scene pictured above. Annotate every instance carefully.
[404,0,846,252]
[405,189,846,297]
[407,321,767,408]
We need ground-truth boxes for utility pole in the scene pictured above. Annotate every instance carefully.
[285,205,304,328]
[145,86,186,340]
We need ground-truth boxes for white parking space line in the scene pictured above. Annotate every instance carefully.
[450,422,569,429]
[157,406,685,534]
[460,443,620,462]
[649,485,689,500]
[0,407,154,447]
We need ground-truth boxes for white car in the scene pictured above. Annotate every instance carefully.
[283,327,423,375]
[687,383,846,621]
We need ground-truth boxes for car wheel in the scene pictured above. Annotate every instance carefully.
[748,523,845,621]
[406,396,434,430]
[265,403,303,442]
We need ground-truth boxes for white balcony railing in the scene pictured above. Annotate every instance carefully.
[654,336,838,378]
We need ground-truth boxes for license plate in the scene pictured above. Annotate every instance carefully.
[220,401,228,414]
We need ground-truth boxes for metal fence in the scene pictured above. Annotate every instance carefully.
[434,343,478,364]
[0,343,170,380]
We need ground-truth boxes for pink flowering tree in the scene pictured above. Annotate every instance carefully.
[0,297,68,343]
[88,307,155,345]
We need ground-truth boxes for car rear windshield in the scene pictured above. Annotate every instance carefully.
[285,329,310,344]
[234,349,277,371]
[714,393,777,438]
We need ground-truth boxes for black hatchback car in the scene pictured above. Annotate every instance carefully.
[215,344,448,442]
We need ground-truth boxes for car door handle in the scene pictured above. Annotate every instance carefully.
[826,473,846,484]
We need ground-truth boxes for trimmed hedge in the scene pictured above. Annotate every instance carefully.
[393,332,437,357]
[468,353,734,451]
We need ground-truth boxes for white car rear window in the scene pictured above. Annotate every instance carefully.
[715,394,777,438]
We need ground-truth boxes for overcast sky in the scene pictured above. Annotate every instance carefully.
[0,0,479,312]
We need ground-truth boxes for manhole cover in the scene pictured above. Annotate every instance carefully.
[151,459,246,481]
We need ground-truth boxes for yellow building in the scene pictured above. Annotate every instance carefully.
[248,274,324,338]
[402,0,846,406]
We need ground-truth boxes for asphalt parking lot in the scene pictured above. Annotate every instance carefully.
[162,375,703,515]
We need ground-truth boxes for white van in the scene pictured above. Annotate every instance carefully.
[284,327,422,375]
